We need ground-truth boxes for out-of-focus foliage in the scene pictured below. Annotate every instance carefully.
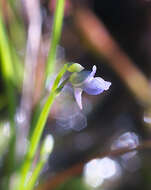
[56,177,88,190]
[1,0,151,190]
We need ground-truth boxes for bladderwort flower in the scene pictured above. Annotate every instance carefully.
[69,65,111,109]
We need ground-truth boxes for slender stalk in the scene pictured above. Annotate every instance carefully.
[46,0,65,79]
[19,92,56,190]
[25,160,45,190]
[18,64,69,190]
[25,135,54,190]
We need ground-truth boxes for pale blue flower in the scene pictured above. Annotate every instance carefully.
[70,65,111,109]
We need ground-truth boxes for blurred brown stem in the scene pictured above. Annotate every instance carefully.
[73,8,151,108]
[36,140,151,190]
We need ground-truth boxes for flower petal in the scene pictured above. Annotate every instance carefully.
[74,88,83,109]
[83,65,97,84]
[83,77,111,95]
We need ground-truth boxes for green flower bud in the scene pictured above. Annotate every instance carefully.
[67,63,84,73]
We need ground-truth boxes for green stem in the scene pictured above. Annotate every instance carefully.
[0,7,16,190]
[25,160,45,190]
[25,134,54,190]
[19,92,56,190]
[19,64,69,190]
[0,11,14,83]
[46,0,65,79]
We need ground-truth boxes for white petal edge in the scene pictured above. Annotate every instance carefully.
[95,77,111,90]
[90,65,97,78]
